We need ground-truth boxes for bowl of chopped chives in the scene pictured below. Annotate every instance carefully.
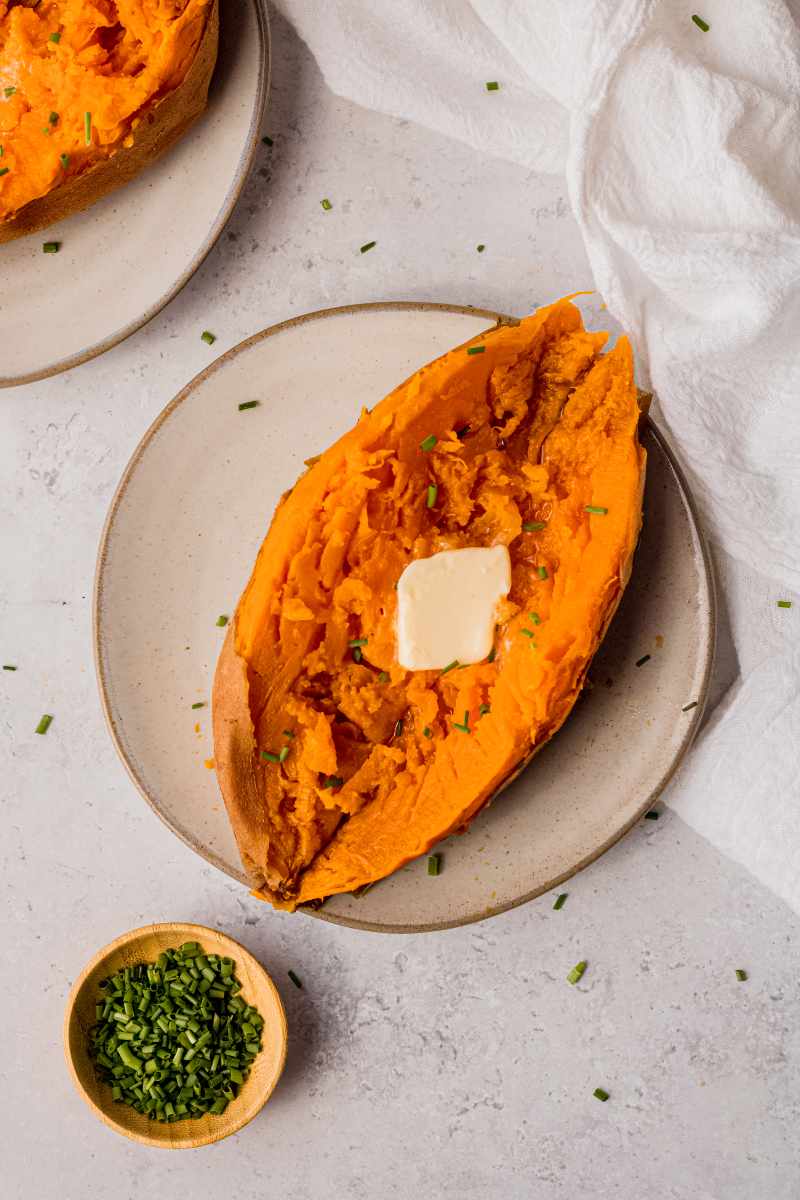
[63,923,288,1148]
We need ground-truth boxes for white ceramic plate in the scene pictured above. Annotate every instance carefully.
[95,303,715,933]
[0,1,269,388]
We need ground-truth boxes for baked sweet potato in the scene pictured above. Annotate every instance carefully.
[213,299,647,910]
[0,0,217,242]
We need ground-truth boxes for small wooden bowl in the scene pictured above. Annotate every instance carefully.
[64,923,288,1149]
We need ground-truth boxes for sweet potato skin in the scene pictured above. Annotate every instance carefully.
[0,0,218,243]
[213,299,647,909]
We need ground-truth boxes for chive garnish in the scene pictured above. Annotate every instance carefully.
[644,811,659,820]
[260,750,280,764]
[238,400,259,411]
[360,240,376,253]
[553,893,568,910]
[3,664,17,671]
[348,638,368,647]
[523,521,546,532]
[529,612,541,624]
[537,566,548,580]
[485,81,500,91]
[352,647,363,662]
[201,330,216,345]
[584,505,608,515]
[278,746,290,763]
[262,135,274,146]
[42,241,60,253]
[394,718,404,738]
[420,434,437,452]
[476,244,485,252]
[191,702,205,709]
[84,111,92,144]
[682,701,698,712]
[0,145,3,156]
[320,198,332,210]
[521,629,535,639]
[735,969,748,982]
[593,1088,610,1102]
[440,660,460,676]
[691,14,710,31]
[287,970,303,989]
[426,483,438,508]
[322,775,344,789]
[216,615,228,627]
[567,960,587,985]
[479,704,491,715]
[378,671,389,684]
[49,32,61,43]
[427,854,441,876]
[0,167,9,177]
[777,600,792,608]
[467,345,485,355]
[4,87,16,97]
[60,153,70,168]
[49,111,59,125]
[453,710,471,733]
[635,654,651,667]
[35,714,53,735]
[422,726,432,738]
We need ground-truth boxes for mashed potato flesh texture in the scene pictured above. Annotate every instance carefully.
[0,0,210,221]
[235,299,645,908]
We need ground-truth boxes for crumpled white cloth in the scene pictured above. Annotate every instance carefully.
[274,0,800,910]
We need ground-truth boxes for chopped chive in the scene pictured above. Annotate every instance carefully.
[487,646,496,663]
[420,434,438,452]
[440,660,460,676]
[394,718,404,738]
[422,726,432,738]
[201,330,216,345]
[191,702,205,709]
[522,521,546,532]
[521,629,535,639]
[584,505,608,515]
[0,146,3,156]
[42,241,60,253]
[287,969,303,989]
[238,400,259,411]
[4,87,16,97]
[262,135,273,146]
[348,638,368,647]
[466,345,485,355]
[485,81,500,91]
[352,647,363,662]
[49,31,61,42]
[682,701,698,712]
[377,671,389,684]
[427,854,441,876]
[735,969,748,982]
[529,612,541,624]
[282,729,294,738]
[777,600,792,608]
[0,167,9,177]
[60,153,70,168]
[553,893,568,910]
[278,745,290,763]
[320,197,332,210]
[321,775,344,789]
[593,1088,610,1102]
[567,960,587,985]
[453,710,471,733]
[537,566,548,580]
[691,14,710,31]
[84,111,92,144]
[644,811,659,820]
[360,240,376,254]
[260,750,280,764]
[3,664,17,671]
[476,244,485,252]
[35,714,53,735]
[635,654,651,667]
[479,704,491,715]
[426,483,438,508]
[216,615,228,627]
[49,111,59,125]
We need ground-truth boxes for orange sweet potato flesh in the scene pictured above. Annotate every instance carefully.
[212,298,646,910]
[0,0,216,238]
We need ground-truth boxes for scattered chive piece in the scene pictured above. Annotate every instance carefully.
[42,241,60,253]
[777,600,792,608]
[201,330,216,345]
[466,345,485,355]
[191,702,205,710]
[476,244,485,252]
[352,647,362,662]
[584,505,608,515]
[348,638,368,647]
[394,718,404,738]
[0,167,9,177]
[426,483,438,508]
[553,893,568,910]
[593,1088,610,1102]
[60,153,70,168]
[282,729,294,739]
[420,434,438,452]
[0,145,3,156]
[260,750,280,764]
[4,87,16,97]
[238,400,259,411]
[440,660,460,676]
[3,664,17,671]
[682,701,698,712]
[453,710,471,733]
[529,612,541,624]
[644,811,659,820]
[567,960,587,985]
[360,240,376,254]
[523,521,546,532]
[35,714,53,735]
[537,566,548,580]
[322,775,344,789]
[84,111,92,144]
[422,726,432,738]
[320,197,332,210]
[691,14,710,32]
[49,111,59,125]
[49,31,61,42]
[278,746,290,763]
[378,671,389,684]
[487,646,496,664]
[635,654,651,667]
[479,704,491,715]
[485,81,500,91]
[427,854,441,876]
[521,628,535,639]
[735,969,748,982]
[287,970,303,989]
[216,615,228,627]
[262,135,273,146]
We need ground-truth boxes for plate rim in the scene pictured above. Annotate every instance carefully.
[94,300,717,934]
[0,0,271,390]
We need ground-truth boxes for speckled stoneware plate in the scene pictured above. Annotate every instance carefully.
[95,302,715,933]
[0,1,269,389]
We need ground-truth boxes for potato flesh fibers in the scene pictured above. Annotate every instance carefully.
[0,0,211,222]
[215,298,645,909]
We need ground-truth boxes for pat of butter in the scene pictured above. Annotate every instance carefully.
[396,545,511,670]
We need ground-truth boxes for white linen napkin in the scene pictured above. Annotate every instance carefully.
[273,0,800,909]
